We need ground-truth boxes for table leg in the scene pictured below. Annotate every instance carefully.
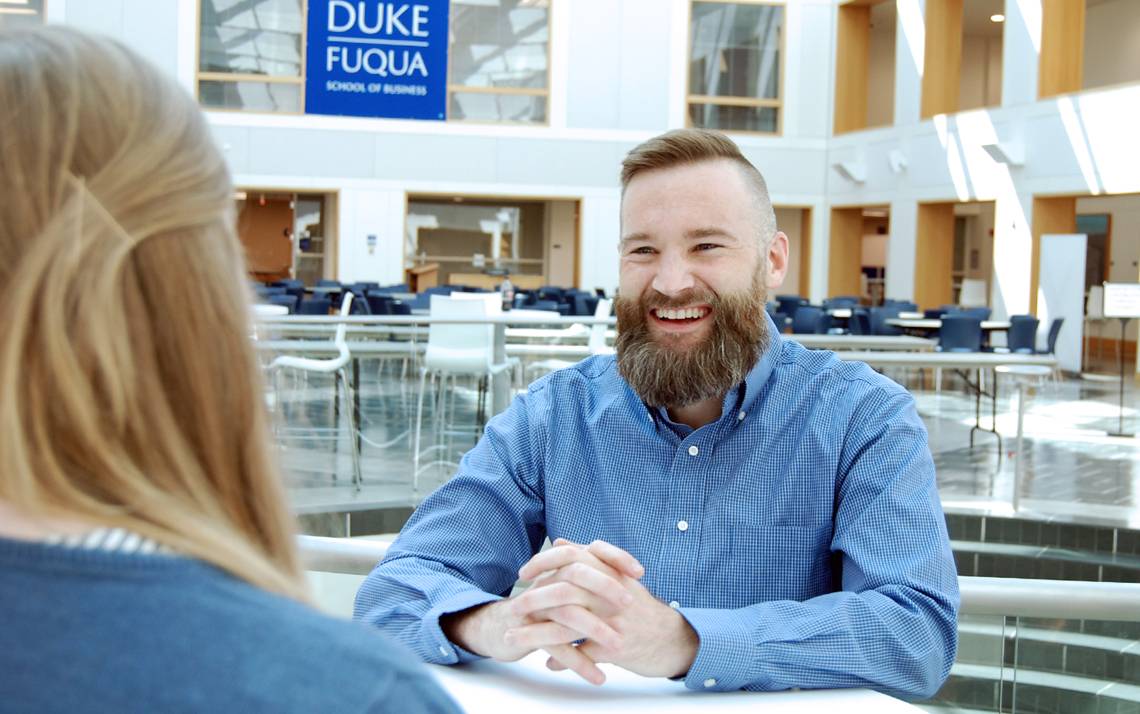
[492,323,510,415]
[1012,381,1025,512]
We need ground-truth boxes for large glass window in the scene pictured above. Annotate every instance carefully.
[198,0,305,113]
[687,1,783,134]
[448,0,550,123]
[0,0,45,28]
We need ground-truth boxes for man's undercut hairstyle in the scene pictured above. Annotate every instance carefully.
[620,128,777,244]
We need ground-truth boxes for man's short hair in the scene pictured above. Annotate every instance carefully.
[620,128,777,244]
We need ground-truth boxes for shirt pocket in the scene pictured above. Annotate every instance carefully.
[724,524,835,603]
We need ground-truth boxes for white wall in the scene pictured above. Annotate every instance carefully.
[959,35,1002,111]
[1084,0,1140,90]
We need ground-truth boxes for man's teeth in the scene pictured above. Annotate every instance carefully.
[656,307,708,320]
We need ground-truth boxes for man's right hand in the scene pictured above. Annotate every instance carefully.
[440,543,640,685]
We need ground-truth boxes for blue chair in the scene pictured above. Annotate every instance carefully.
[824,296,859,310]
[961,306,992,321]
[1038,318,1064,356]
[316,279,341,288]
[939,314,983,352]
[298,297,331,315]
[366,293,394,315]
[1007,315,1039,354]
[267,294,298,314]
[791,306,825,334]
[262,286,287,296]
[884,299,918,313]
[869,306,903,336]
[848,308,871,336]
[775,295,807,321]
[389,302,412,316]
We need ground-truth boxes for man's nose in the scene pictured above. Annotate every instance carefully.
[650,253,696,297]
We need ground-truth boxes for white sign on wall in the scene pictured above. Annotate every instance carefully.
[1103,283,1140,319]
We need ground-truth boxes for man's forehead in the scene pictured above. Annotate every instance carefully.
[621,160,760,227]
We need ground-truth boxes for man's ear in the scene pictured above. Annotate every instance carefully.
[765,231,789,290]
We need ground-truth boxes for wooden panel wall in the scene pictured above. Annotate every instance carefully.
[1030,196,1077,314]
[920,0,964,118]
[237,198,294,282]
[1038,0,1086,98]
[914,203,956,309]
[834,3,871,134]
[828,207,864,299]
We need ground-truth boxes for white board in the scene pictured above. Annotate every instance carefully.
[1103,283,1140,319]
[1037,234,1087,373]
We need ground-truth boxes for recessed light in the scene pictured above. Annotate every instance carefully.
[990,13,1005,23]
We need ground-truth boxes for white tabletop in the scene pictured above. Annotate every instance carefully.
[428,652,919,713]
[252,304,290,317]
[886,318,1011,331]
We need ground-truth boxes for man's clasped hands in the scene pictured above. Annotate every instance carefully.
[442,538,699,685]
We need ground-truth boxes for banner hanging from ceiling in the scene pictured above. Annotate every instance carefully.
[305,0,450,121]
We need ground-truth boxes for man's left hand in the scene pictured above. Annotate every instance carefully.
[512,538,699,680]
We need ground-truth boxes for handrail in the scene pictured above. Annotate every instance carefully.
[297,536,1140,621]
[257,314,618,326]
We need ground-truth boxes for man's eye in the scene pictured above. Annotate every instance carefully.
[696,243,721,251]
[630,246,655,255]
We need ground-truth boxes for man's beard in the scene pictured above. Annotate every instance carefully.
[614,273,770,409]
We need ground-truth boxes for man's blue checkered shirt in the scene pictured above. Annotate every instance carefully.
[355,323,960,698]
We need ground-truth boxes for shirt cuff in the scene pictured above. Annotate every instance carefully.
[676,607,768,692]
[422,589,503,664]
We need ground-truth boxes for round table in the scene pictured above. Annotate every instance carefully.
[995,364,1053,511]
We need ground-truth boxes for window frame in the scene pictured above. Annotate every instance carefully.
[444,1,553,126]
[685,0,786,136]
[195,0,309,116]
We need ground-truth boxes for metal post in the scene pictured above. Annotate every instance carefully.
[492,322,510,414]
[1107,317,1134,438]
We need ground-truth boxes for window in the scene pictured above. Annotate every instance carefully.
[198,0,305,113]
[447,0,550,124]
[0,0,45,28]
[687,1,783,134]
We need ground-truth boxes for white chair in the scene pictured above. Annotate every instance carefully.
[412,295,519,496]
[526,298,614,378]
[268,293,361,491]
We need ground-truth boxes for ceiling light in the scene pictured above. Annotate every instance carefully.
[990,14,1005,23]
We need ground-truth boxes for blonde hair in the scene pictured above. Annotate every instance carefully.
[0,27,308,600]
[620,128,777,243]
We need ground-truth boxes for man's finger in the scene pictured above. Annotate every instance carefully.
[546,640,614,672]
[530,561,633,611]
[543,644,606,686]
[503,621,585,651]
[510,581,600,620]
[541,605,623,651]
[519,543,614,581]
[586,540,645,579]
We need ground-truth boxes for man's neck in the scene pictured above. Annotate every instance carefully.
[666,395,724,430]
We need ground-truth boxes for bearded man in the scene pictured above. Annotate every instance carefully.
[355,129,959,699]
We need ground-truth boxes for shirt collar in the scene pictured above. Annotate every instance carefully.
[648,311,783,431]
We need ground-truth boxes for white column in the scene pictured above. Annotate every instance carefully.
[1002,0,1042,107]
[894,0,927,127]
[337,188,406,284]
[990,191,1035,320]
[886,199,918,301]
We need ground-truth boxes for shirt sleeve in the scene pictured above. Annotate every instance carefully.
[677,389,960,699]
[353,387,549,664]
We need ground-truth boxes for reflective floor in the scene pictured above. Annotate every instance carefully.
[270,356,1140,529]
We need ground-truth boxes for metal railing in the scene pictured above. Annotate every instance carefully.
[297,535,1140,621]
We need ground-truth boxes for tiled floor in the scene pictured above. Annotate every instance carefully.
[272,358,1140,530]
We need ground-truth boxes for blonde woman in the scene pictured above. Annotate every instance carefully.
[0,27,459,714]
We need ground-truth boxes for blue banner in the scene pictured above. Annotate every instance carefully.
[305,0,449,120]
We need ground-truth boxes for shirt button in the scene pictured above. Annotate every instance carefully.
[669,600,680,609]
[688,445,699,456]
[703,678,717,688]
[677,520,689,532]
[738,410,746,421]
[438,645,449,657]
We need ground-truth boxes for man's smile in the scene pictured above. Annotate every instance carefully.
[649,305,712,334]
